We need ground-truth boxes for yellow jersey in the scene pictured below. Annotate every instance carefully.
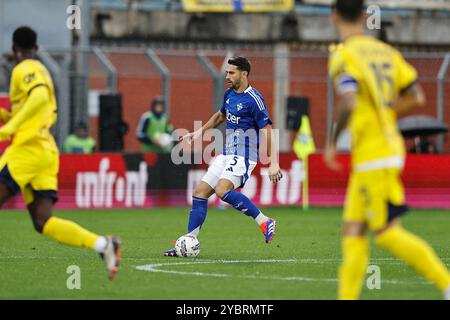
[328,35,417,170]
[9,59,58,151]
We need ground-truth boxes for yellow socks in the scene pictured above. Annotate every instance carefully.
[375,225,450,292]
[338,236,369,300]
[338,226,450,300]
[42,216,100,250]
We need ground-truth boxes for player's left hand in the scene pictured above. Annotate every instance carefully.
[268,163,283,184]
[0,126,13,141]
[324,144,342,171]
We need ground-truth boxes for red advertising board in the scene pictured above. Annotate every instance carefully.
[2,152,450,209]
[308,153,450,209]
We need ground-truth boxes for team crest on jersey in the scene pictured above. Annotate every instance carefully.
[236,103,243,111]
[23,72,36,85]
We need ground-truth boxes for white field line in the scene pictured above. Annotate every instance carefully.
[2,255,448,265]
[1,255,445,285]
[135,258,435,285]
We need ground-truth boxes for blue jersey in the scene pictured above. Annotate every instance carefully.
[220,86,272,162]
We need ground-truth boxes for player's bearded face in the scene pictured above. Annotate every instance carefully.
[225,66,243,90]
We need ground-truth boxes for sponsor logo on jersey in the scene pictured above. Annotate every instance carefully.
[226,110,241,124]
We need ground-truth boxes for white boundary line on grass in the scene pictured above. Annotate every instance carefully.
[135,258,428,285]
[0,255,446,285]
[3,255,444,264]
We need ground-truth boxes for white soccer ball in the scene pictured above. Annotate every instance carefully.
[157,133,172,148]
[175,235,200,258]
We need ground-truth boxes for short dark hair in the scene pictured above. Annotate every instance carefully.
[151,96,165,108]
[333,0,365,22]
[75,122,88,130]
[13,26,37,50]
[228,56,251,76]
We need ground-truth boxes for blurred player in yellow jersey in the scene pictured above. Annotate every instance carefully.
[0,26,120,280]
[325,0,450,299]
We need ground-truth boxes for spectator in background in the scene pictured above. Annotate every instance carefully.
[63,122,96,154]
[409,135,438,154]
[136,96,174,153]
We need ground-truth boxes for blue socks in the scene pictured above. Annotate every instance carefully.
[187,196,208,237]
[187,191,265,239]
[221,190,261,219]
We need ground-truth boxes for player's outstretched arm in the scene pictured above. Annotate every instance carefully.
[179,111,225,144]
[0,86,48,141]
[393,83,426,117]
[260,124,283,184]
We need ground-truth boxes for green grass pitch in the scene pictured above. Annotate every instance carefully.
[0,207,448,299]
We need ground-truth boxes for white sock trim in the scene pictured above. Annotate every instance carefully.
[94,236,108,253]
[444,285,450,300]
[254,212,269,226]
[188,226,201,238]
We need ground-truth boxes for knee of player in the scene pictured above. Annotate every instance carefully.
[215,186,229,199]
[342,221,367,237]
[374,229,393,248]
[374,222,402,248]
[31,216,50,233]
[193,188,206,199]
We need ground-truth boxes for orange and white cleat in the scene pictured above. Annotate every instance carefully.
[100,236,121,280]
[260,218,276,244]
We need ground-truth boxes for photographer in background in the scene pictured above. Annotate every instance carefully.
[136,96,174,153]
[63,122,96,154]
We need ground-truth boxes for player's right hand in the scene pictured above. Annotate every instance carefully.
[324,144,342,171]
[179,132,194,144]
[268,163,283,184]
[179,130,201,145]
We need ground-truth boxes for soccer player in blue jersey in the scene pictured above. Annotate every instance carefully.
[164,56,283,256]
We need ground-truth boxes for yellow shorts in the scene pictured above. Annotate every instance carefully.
[343,168,407,231]
[0,144,59,205]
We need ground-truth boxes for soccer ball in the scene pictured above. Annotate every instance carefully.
[175,235,200,258]
[155,133,172,148]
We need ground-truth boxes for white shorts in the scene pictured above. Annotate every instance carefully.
[201,154,257,189]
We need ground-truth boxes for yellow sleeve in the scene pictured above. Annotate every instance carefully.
[329,46,344,81]
[328,46,361,93]
[2,85,49,134]
[12,63,47,96]
[394,51,418,94]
